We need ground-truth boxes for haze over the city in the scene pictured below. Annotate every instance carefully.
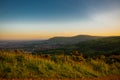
[0,0,120,40]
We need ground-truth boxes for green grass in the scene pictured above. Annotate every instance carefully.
[0,50,120,78]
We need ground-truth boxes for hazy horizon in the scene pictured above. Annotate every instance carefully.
[0,0,120,40]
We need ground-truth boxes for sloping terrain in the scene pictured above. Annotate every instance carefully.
[0,50,120,79]
[46,35,102,45]
[38,36,120,56]
[75,36,120,56]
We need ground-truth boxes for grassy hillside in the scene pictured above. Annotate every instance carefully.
[38,36,120,56]
[0,50,120,78]
[76,36,120,56]
[46,35,101,44]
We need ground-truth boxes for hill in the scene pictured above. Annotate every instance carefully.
[0,35,102,52]
[0,35,119,56]
[45,35,102,45]
[38,36,120,56]
[0,36,120,79]
[75,36,120,56]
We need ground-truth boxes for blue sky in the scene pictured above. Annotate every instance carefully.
[0,0,120,40]
[0,0,91,21]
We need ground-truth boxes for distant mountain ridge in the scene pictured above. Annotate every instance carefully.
[45,35,103,44]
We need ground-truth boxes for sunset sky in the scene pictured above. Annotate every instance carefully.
[0,0,120,40]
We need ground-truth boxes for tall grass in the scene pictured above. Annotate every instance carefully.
[0,50,120,78]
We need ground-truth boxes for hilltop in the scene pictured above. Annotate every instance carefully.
[45,35,102,45]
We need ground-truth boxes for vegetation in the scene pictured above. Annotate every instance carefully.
[0,36,120,79]
[0,50,120,78]
[37,36,120,56]
[76,36,120,56]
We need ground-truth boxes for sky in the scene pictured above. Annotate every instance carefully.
[0,0,120,40]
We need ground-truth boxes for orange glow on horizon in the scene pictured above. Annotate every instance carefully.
[0,32,120,40]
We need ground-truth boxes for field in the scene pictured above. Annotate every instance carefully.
[0,50,120,79]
